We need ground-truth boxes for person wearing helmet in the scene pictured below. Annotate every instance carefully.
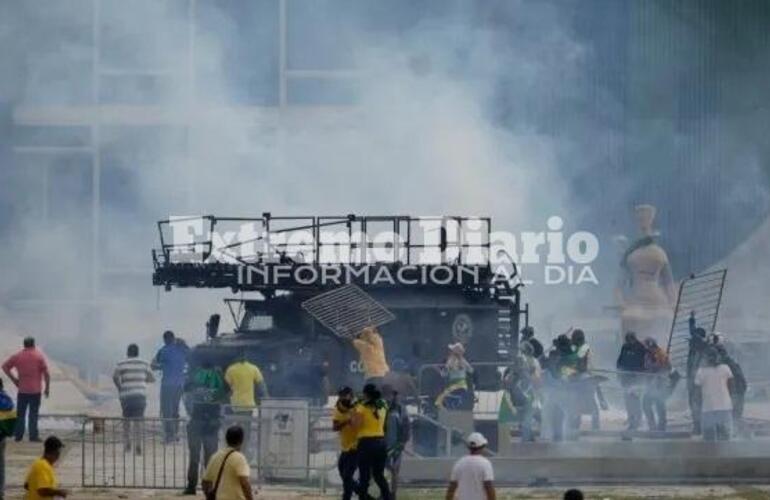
[445,432,496,500]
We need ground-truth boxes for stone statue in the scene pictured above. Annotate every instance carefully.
[614,204,676,345]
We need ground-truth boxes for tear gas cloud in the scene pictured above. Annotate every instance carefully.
[0,1,770,376]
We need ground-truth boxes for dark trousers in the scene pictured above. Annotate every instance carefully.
[623,388,642,431]
[160,385,183,441]
[186,419,220,492]
[338,450,358,500]
[15,393,41,441]
[643,393,667,431]
[357,437,391,500]
[688,384,702,434]
[120,395,147,449]
[386,449,403,500]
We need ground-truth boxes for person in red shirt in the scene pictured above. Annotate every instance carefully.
[2,337,50,442]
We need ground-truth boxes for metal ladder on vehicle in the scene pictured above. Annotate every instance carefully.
[494,278,515,359]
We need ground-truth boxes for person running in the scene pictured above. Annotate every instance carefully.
[352,327,390,386]
[113,343,155,454]
[2,337,50,442]
[353,383,391,500]
[383,384,410,500]
[183,357,227,495]
[201,425,254,500]
[445,432,496,500]
[332,386,358,500]
[152,331,189,442]
[23,436,68,500]
[0,379,18,500]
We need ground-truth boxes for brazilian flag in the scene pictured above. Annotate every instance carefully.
[0,392,17,438]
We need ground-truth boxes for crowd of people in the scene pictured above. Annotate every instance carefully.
[0,315,752,499]
[439,320,748,444]
[120,331,268,496]
[0,331,268,499]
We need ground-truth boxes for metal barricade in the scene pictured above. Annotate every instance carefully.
[81,417,188,489]
[79,403,342,492]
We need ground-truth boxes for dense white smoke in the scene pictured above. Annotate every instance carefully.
[1,0,770,378]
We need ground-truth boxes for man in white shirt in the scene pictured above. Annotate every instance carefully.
[694,349,734,441]
[445,432,496,500]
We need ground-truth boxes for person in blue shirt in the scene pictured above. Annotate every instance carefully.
[152,330,189,442]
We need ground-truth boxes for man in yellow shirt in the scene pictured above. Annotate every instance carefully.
[24,436,68,499]
[352,327,390,385]
[224,355,268,410]
[224,355,268,459]
[332,386,358,500]
[202,425,254,500]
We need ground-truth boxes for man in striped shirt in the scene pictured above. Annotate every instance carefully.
[113,344,155,454]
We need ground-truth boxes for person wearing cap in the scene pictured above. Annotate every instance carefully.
[333,387,358,500]
[445,432,495,500]
[352,327,390,386]
[2,337,50,442]
[435,343,474,409]
[24,436,68,499]
[352,384,391,500]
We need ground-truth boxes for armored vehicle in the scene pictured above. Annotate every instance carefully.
[152,214,528,403]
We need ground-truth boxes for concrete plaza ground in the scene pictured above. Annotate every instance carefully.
[6,437,770,499]
[4,485,770,499]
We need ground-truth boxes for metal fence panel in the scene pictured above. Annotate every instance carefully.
[80,403,338,491]
[81,417,189,489]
